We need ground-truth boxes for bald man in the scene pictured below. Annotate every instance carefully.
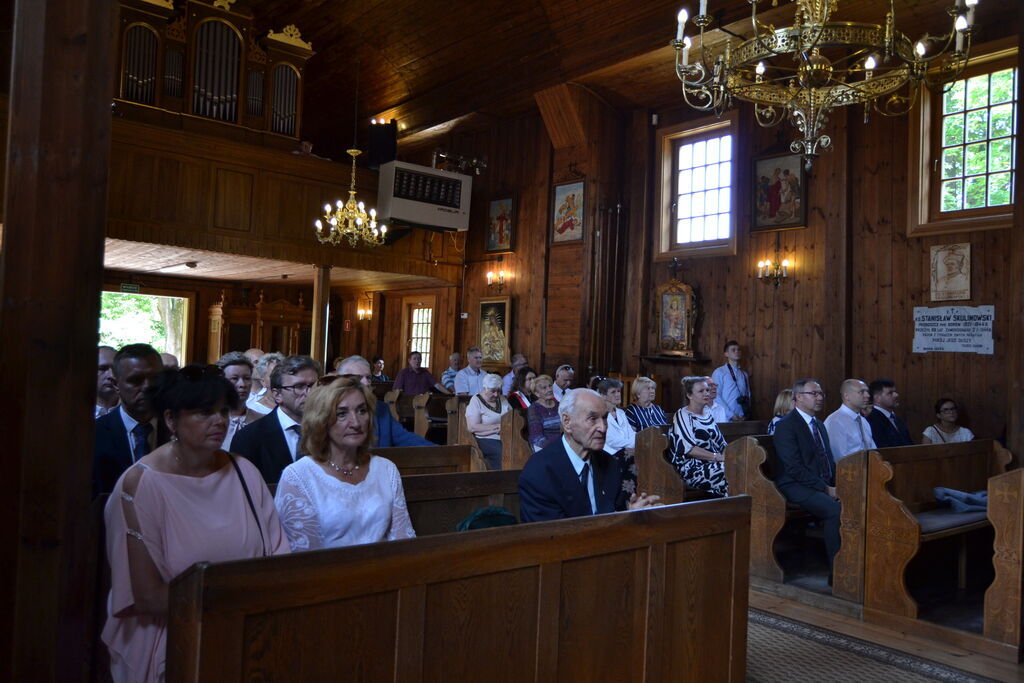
[823,379,877,460]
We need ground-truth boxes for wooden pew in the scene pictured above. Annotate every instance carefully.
[500,408,533,471]
[724,435,791,583]
[445,395,471,446]
[633,426,717,505]
[168,497,752,682]
[984,468,1024,655]
[372,444,488,475]
[403,469,521,536]
[862,440,1012,624]
[371,381,394,403]
[413,392,450,438]
[718,420,770,443]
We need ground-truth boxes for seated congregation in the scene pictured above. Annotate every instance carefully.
[90,337,1020,680]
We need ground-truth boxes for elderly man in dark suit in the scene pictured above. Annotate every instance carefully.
[772,377,841,569]
[233,355,320,484]
[92,343,164,496]
[518,389,659,522]
[866,378,913,447]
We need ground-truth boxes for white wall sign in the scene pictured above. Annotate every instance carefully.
[913,305,994,355]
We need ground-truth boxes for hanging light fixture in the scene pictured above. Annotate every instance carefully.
[671,0,980,169]
[314,63,387,247]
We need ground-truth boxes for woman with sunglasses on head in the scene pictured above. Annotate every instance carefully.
[274,375,416,551]
[921,398,974,444]
[103,365,289,683]
[215,351,263,450]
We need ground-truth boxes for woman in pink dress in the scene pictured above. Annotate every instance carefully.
[103,365,289,682]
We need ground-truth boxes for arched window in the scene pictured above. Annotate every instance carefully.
[271,64,300,136]
[122,25,159,105]
[192,20,241,122]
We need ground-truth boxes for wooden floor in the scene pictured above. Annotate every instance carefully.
[750,592,1024,682]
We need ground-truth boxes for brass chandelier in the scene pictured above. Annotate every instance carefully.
[314,148,387,247]
[671,0,979,169]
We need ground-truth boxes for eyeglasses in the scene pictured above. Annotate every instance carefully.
[798,391,826,397]
[278,382,316,395]
[179,364,224,381]
[939,407,958,413]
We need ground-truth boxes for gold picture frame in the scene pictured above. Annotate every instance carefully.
[478,296,512,369]
[655,279,696,357]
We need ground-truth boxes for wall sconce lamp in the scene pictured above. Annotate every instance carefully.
[356,296,373,321]
[486,269,507,291]
[756,258,790,287]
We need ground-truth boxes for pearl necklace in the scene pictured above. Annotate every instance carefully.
[328,459,359,476]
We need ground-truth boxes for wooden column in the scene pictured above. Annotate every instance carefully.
[1008,29,1024,458]
[310,264,332,367]
[0,0,117,680]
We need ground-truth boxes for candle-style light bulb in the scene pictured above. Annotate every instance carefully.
[781,259,790,277]
[914,41,927,57]
[864,56,877,70]
[676,8,688,41]
[699,0,707,17]
[757,261,765,278]
[755,61,766,75]
[487,271,495,285]
[682,36,692,66]
[954,15,968,31]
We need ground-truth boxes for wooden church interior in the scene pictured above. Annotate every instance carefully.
[0,0,1021,680]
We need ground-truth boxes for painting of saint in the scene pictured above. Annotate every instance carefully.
[661,294,686,344]
[551,181,585,243]
[479,300,510,364]
[753,154,805,231]
[930,243,970,301]
[486,198,513,253]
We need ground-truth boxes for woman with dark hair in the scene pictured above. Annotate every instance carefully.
[274,374,415,550]
[922,398,974,444]
[508,365,537,410]
[215,351,262,450]
[103,365,289,682]
[667,376,729,496]
[596,377,638,495]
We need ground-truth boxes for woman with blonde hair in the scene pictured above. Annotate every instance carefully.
[623,376,669,431]
[274,375,415,551]
[767,388,794,435]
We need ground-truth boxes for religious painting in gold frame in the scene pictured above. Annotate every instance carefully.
[655,279,696,357]
[479,296,512,369]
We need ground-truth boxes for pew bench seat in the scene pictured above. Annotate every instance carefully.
[915,509,989,538]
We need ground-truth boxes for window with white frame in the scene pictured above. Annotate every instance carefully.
[908,40,1017,235]
[656,113,738,257]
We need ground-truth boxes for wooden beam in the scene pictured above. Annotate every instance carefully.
[0,0,116,679]
[310,264,332,366]
[534,83,588,150]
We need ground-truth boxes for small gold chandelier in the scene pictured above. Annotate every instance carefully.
[314,148,387,247]
[671,0,979,169]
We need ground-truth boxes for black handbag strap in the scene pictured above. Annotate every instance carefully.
[229,453,267,557]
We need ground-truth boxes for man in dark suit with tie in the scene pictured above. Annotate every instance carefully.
[772,378,841,568]
[92,343,164,496]
[518,389,659,522]
[233,355,320,485]
[866,378,913,447]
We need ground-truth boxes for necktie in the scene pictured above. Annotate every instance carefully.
[809,419,834,482]
[889,414,900,431]
[855,415,870,450]
[289,424,302,458]
[579,462,594,513]
[131,422,152,461]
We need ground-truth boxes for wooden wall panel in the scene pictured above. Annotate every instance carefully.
[212,167,254,234]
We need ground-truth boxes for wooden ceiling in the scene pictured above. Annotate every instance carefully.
[253,0,1015,156]
[103,239,450,289]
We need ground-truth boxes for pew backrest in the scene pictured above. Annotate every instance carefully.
[402,469,521,536]
[984,467,1024,650]
[371,381,394,403]
[724,435,787,583]
[371,444,487,475]
[634,426,688,504]
[718,421,770,443]
[168,496,752,682]
[500,408,532,471]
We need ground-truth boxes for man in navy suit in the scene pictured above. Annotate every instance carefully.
[772,378,842,568]
[92,343,164,496]
[518,389,659,523]
[233,355,320,484]
[336,355,434,448]
[866,378,913,448]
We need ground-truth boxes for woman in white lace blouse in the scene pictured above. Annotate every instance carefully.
[274,375,416,551]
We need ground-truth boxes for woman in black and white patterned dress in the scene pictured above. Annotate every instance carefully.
[668,376,728,496]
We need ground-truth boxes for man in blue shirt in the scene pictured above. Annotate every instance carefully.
[711,340,750,421]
